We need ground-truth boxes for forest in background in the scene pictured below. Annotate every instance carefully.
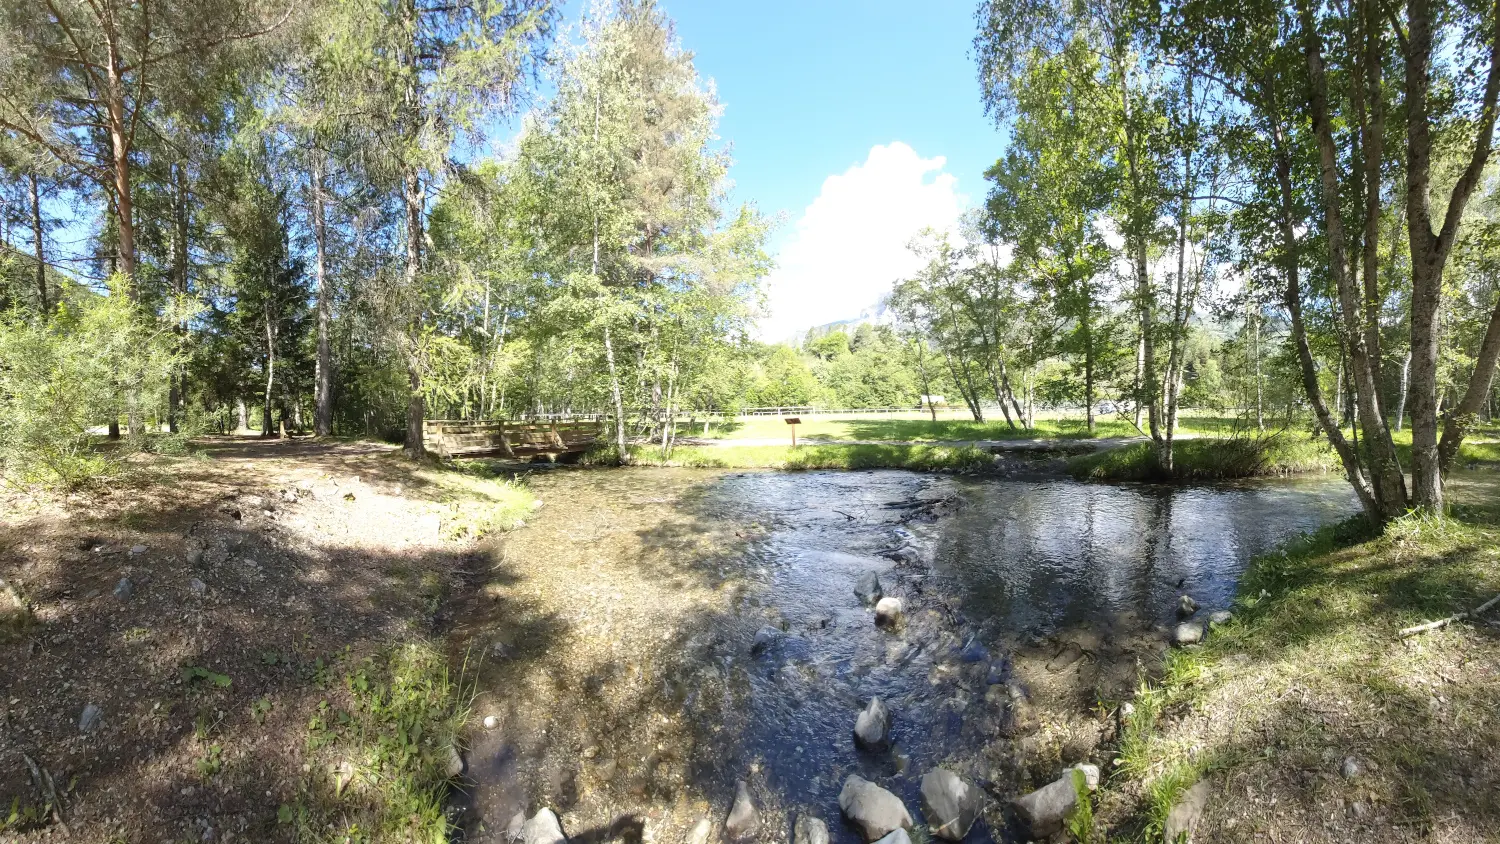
[2,0,1500,525]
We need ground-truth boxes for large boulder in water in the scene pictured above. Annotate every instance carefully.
[839,775,913,842]
[854,570,884,606]
[854,696,892,750]
[920,768,983,841]
[874,597,904,628]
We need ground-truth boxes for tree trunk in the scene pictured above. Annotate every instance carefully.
[1402,0,1500,509]
[312,156,334,437]
[29,173,46,318]
[1438,291,1500,472]
[1299,0,1409,519]
[1395,349,1411,431]
[104,33,136,280]
[262,308,277,438]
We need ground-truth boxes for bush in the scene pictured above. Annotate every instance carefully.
[0,276,185,488]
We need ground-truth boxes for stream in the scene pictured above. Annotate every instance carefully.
[450,468,1357,843]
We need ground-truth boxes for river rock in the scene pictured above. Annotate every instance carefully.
[188,578,207,597]
[1177,595,1198,618]
[1208,610,1233,625]
[855,571,884,606]
[920,768,983,841]
[725,780,758,839]
[79,703,102,733]
[882,546,920,565]
[444,744,465,778]
[839,775,912,842]
[751,627,780,656]
[1172,621,1204,646]
[1045,641,1085,672]
[505,811,525,841]
[958,639,989,663]
[1010,774,1078,839]
[1070,763,1101,792]
[1162,781,1209,843]
[985,658,1011,685]
[685,818,712,844]
[874,597,904,628]
[794,814,829,844]
[521,808,567,844]
[129,544,148,557]
[854,696,892,750]
[113,577,134,599]
[872,831,911,844]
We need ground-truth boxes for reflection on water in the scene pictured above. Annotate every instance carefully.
[455,468,1357,843]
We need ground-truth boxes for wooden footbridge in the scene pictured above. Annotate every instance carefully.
[423,419,604,460]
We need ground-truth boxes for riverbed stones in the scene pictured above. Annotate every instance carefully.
[521,808,567,844]
[855,571,884,606]
[871,830,911,844]
[1162,781,1209,843]
[1070,763,1101,792]
[725,780,758,840]
[1045,641,1085,672]
[839,774,913,841]
[874,597,904,628]
[794,814,829,844]
[920,768,983,841]
[1010,774,1078,839]
[1341,755,1362,779]
[188,578,207,597]
[1177,595,1198,618]
[113,577,133,599]
[1172,621,1205,646]
[958,638,989,663]
[854,696,892,750]
[1208,610,1234,626]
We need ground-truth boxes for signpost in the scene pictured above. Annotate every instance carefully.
[785,416,801,446]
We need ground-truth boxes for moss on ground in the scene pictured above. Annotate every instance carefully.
[1092,469,1500,842]
[1066,435,1338,482]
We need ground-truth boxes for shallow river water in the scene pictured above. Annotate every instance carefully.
[451,468,1356,843]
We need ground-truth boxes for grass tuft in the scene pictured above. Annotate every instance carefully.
[288,642,473,843]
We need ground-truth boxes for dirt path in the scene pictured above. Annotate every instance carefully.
[0,437,521,842]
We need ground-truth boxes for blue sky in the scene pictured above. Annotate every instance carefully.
[649,0,1007,339]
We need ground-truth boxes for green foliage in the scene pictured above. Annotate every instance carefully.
[0,276,185,488]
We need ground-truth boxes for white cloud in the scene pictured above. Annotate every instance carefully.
[756,142,967,342]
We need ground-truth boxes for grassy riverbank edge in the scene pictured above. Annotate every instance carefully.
[1087,475,1500,841]
[1065,435,1338,482]
[584,442,998,472]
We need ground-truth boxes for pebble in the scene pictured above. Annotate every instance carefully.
[79,703,102,733]
[113,578,134,600]
[1341,756,1362,779]
[483,715,499,730]
[1163,781,1210,843]
[129,544,148,556]
[793,815,828,844]
[188,578,207,597]
[685,817,712,844]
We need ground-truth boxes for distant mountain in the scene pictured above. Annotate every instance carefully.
[796,297,896,343]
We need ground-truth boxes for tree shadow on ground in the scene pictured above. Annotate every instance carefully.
[0,445,572,843]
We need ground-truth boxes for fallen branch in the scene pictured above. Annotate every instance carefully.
[1398,593,1500,639]
[22,752,70,837]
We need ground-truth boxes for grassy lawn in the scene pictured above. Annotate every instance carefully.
[676,411,1249,443]
[1090,467,1500,841]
